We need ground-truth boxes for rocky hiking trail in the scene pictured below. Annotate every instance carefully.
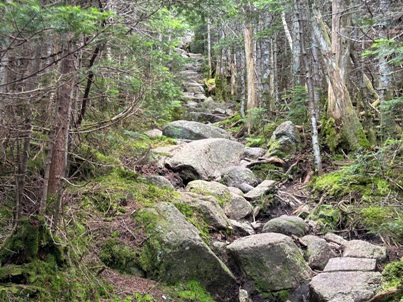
[100,49,401,302]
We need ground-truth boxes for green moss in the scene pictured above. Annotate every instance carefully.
[100,239,143,276]
[174,280,215,302]
[322,117,342,153]
[173,202,210,243]
[376,259,403,302]
[79,169,179,214]
[312,171,344,197]
[0,216,63,266]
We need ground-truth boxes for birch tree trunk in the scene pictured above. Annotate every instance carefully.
[297,0,322,174]
[378,0,393,141]
[244,23,257,133]
[328,0,352,117]
[292,1,302,85]
[207,17,212,77]
[310,0,368,150]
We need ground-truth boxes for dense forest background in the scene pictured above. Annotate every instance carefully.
[0,0,402,301]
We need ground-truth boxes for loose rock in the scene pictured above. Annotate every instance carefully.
[301,235,334,270]
[262,215,306,237]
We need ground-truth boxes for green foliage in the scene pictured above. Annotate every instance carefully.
[245,136,266,147]
[283,86,308,125]
[0,1,112,38]
[245,107,270,134]
[363,39,403,66]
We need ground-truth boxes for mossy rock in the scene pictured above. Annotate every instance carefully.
[133,202,237,301]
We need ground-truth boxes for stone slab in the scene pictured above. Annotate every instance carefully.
[324,257,377,272]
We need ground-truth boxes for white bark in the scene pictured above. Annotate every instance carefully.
[244,24,257,132]
[297,0,322,174]
[207,17,212,77]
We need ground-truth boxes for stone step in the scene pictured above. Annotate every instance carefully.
[324,257,377,272]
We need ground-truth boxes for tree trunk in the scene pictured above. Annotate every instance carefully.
[207,17,212,77]
[310,0,368,150]
[47,40,74,227]
[244,23,257,133]
[291,2,302,85]
[297,0,322,175]
[378,0,393,141]
[328,0,352,116]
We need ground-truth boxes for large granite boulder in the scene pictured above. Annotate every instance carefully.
[262,215,306,237]
[309,271,381,302]
[221,166,259,188]
[134,203,236,301]
[227,233,312,292]
[177,192,230,230]
[301,235,334,270]
[267,121,300,159]
[165,138,245,182]
[162,120,230,140]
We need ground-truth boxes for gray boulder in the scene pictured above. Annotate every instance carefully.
[343,240,387,262]
[186,180,231,200]
[227,233,312,292]
[135,203,236,301]
[262,215,306,237]
[244,180,276,201]
[267,121,300,159]
[224,193,253,220]
[185,180,252,220]
[301,235,334,270]
[165,138,245,181]
[309,271,381,302]
[177,192,230,230]
[163,120,230,140]
[221,166,259,188]
[324,257,377,272]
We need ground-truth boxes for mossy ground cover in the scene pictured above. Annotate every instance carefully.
[310,139,403,245]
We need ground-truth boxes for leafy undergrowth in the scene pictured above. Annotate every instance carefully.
[309,139,403,245]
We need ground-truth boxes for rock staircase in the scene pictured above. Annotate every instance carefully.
[139,50,390,302]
